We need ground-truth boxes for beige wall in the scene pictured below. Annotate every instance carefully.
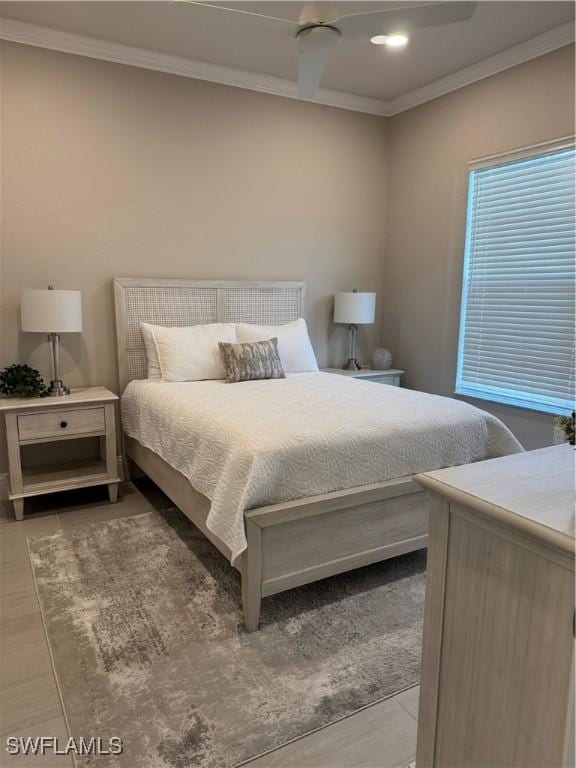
[1,41,388,394]
[383,45,575,450]
[1,40,574,477]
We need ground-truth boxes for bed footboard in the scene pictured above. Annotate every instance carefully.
[241,478,428,631]
[126,437,428,633]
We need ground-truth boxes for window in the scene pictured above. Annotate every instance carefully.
[456,143,575,416]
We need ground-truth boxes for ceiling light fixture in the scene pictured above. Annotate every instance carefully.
[370,33,409,47]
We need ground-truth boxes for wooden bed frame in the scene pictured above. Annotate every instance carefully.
[114,277,429,631]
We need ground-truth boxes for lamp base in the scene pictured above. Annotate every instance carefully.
[47,380,70,397]
[343,359,361,371]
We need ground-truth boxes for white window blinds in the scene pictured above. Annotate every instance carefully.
[456,144,575,416]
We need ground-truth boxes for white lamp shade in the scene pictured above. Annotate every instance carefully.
[334,292,376,325]
[21,289,83,333]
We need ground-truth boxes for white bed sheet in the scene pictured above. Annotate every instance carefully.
[121,373,522,564]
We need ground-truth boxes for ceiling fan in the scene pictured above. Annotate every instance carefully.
[178,1,478,99]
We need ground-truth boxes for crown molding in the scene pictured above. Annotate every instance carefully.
[0,18,391,116]
[386,21,575,115]
[0,17,573,118]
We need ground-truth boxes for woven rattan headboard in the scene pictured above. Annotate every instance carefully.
[113,278,306,390]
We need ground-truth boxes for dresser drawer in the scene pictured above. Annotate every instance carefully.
[17,407,106,442]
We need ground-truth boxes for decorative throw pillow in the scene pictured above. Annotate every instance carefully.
[218,339,286,383]
[142,322,237,381]
[235,318,318,372]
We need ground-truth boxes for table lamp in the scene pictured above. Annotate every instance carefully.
[334,290,376,371]
[21,286,83,396]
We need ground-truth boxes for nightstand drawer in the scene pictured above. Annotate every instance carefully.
[17,407,106,442]
[362,374,401,386]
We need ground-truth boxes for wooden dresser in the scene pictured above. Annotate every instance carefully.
[415,445,575,768]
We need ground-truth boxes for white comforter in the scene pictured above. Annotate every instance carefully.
[122,373,522,563]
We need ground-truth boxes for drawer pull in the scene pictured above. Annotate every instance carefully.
[60,421,68,429]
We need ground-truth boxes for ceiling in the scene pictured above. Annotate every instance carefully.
[0,1,574,103]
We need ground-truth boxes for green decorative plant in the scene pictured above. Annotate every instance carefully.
[554,411,575,446]
[0,364,48,399]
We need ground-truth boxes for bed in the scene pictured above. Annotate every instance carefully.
[114,277,522,631]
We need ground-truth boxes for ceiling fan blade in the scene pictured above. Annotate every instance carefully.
[335,1,477,41]
[175,1,300,28]
[298,46,329,100]
[297,26,341,100]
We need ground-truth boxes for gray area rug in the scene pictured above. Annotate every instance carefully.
[29,507,426,768]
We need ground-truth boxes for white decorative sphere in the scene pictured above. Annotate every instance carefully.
[370,348,393,370]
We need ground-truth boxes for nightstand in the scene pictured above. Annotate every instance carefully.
[0,387,120,520]
[321,368,405,387]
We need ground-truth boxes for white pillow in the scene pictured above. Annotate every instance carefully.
[140,322,162,378]
[236,318,318,373]
[141,322,237,382]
